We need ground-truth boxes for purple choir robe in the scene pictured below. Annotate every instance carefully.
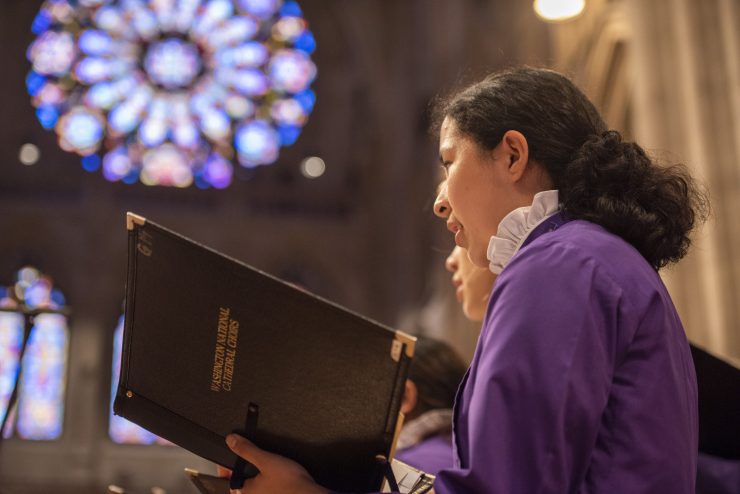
[396,434,454,478]
[432,216,698,493]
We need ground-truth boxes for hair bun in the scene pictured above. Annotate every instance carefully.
[562,131,708,269]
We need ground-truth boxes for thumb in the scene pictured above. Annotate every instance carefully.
[225,434,268,468]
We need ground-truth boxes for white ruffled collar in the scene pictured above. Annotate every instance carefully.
[486,190,560,274]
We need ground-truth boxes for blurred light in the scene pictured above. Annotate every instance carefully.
[272,16,306,42]
[27,31,75,76]
[143,39,201,89]
[19,143,41,166]
[534,0,586,22]
[239,0,281,19]
[202,153,233,189]
[57,107,105,154]
[78,30,112,56]
[271,98,306,125]
[236,120,279,166]
[300,156,325,179]
[268,49,316,93]
[102,147,132,181]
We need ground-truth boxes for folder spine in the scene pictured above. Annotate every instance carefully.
[116,224,140,400]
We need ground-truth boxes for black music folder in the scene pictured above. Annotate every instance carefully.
[113,213,415,492]
[691,344,740,459]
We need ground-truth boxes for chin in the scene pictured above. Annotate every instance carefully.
[462,305,478,322]
[467,250,489,269]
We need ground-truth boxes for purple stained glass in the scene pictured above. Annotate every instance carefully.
[0,312,23,430]
[16,314,68,440]
[109,316,170,445]
[0,267,69,441]
[27,0,317,189]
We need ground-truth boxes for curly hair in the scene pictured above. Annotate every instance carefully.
[432,67,709,269]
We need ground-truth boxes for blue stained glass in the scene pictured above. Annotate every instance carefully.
[293,31,315,54]
[277,124,300,145]
[26,71,47,96]
[121,170,140,184]
[50,289,66,307]
[194,175,210,189]
[31,10,52,35]
[81,154,102,172]
[294,89,316,112]
[280,1,302,17]
[36,105,59,129]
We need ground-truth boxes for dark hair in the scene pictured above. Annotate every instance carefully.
[432,67,709,269]
[408,337,467,414]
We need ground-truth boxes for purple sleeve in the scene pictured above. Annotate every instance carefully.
[434,242,625,493]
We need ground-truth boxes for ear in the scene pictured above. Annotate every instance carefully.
[400,379,418,415]
[499,130,530,183]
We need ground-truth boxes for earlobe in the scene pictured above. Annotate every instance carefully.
[400,380,418,415]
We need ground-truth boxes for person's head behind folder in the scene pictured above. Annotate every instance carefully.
[400,336,467,421]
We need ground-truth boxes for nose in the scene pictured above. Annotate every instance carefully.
[434,183,450,218]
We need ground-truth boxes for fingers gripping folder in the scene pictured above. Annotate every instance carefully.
[229,403,261,490]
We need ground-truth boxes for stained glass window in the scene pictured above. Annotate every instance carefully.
[109,315,169,445]
[26,0,318,189]
[0,267,69,440]
[0,312,24,431]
